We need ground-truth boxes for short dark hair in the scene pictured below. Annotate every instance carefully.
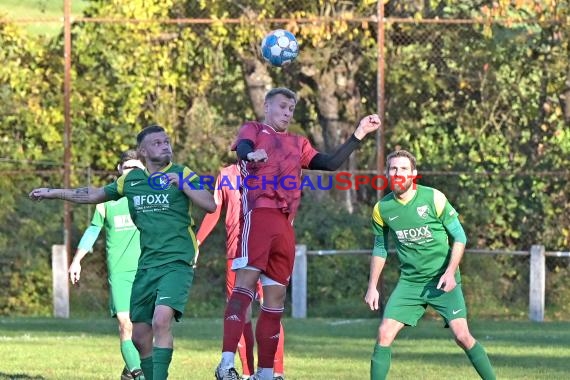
[265,87,297,103]
[386,150,417,171]
[119,149,139,164]
[136,125,165,147]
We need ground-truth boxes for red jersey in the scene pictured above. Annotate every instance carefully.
[233,121,318,218]
[196,164,241,259]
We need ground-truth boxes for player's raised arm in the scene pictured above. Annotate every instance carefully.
[308,114,381,171]
[29,186,107,204]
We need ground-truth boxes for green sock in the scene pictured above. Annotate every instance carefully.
[121,339,142,372]
[465,341,496,380]
[371,344,391,380]
[153,347,173,380]
[140,356,153,380]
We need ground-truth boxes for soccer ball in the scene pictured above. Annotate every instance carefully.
[261,29,299,67]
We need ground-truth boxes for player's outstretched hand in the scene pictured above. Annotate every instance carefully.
[354,114,381,140]
[364,287,380,311]
[29,188,54,201]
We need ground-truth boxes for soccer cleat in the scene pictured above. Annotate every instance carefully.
[120,367,134,380]
[215,364,240,380]
[273,377,285,380]
[130,368,145,380]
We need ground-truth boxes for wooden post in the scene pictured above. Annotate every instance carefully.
[292,245,307,318]
[52,244,69,318]
[529,245,545,322]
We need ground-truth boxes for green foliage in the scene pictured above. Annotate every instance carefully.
[1,259,52,316]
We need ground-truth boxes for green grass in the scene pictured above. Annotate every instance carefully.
[0,0,90,36]
[1,317,570,379]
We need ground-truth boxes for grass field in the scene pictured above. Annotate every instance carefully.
[0,0,89,35]
[0,317,569,379]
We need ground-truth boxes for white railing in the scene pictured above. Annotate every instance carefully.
[291,244,570,322]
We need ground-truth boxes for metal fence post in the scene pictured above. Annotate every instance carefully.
[292,244,307,318]
[529,245,545,322]
[52,244,69,318]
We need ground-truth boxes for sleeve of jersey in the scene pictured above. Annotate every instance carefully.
[371,203,389,258]
[104,175,126,200]
[182,167,201,189]
[195,173,223,243]
[300,137,319,168]
[77,204,104,251]
[434,189,467,244]
[231,122,258,151]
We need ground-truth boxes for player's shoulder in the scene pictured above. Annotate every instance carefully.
[379,191,396,203]
[417,185,446,200]
[123,168,145,180]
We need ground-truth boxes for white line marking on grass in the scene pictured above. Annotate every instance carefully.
[328,319,367,326]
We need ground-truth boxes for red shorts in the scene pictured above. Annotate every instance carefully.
[226,259,263,300]
[232,208,295,285]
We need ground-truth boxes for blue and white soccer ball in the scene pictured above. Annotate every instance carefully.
[261,29,299,67]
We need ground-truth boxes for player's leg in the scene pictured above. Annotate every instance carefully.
[256,281,285,379]
[228,259,255,378]
[448,318,495,379]
[371,281,425,380]
[152,261,194,380]
[132,323,153,380]
[370,318,405,380]
[217,209,268,379]
[218,268,260,379]
[111,272,143,379]
[433,285,496,380]
[255,282,286,380]
[251,209,294,380]
[130,269,155,380]
[151,305,175,380]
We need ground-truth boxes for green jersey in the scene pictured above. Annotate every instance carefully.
[372,185,461,284]
[91,198,141,273]
[104,162,200,269]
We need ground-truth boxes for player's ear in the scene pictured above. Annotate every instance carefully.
[117,164,122,174]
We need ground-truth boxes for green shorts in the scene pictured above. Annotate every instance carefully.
[108,270,137,317]
[130,261,194,324]
[383,280,467,326]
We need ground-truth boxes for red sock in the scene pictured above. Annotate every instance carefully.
[273,323,285,374]
[255,305,284,368]
[222,287,254,353]
[238,322,255,376]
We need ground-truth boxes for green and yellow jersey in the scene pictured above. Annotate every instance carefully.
[372,185,462,284]
[104,162,200,269]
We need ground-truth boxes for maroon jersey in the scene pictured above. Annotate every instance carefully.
[233,121,318,218]
[196,164,241,259]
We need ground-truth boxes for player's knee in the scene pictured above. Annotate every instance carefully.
[118,321,133,338]
[454,331,475,349]
[378,324,397,345]
[152,311,173,334]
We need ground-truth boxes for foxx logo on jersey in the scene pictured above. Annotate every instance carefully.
[395,226,432,242]
[133,194,170,207]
